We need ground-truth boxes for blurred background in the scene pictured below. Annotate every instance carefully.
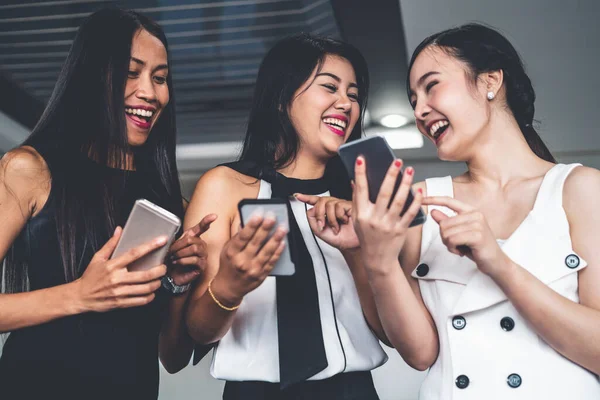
[0,0,598,399]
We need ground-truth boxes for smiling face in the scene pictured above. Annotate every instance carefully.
[288,55,361,160]
[124,29,170,147]
[408,46,493,161]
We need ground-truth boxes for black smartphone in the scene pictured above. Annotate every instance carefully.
[238,198,295,276]
[338,135,427,227]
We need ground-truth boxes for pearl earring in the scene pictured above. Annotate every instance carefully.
[487,91,495,100]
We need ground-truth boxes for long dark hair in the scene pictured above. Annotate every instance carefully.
[239,33,370,182]
[3,8,183,293]
[407,23,555,163]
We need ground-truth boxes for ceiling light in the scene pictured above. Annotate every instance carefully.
[365,124,424,149]
[380,114,409,128]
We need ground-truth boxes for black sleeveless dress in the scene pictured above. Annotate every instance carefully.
[0,148,174,399]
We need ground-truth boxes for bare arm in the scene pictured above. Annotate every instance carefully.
[366,221,439,370]
[185,167,286,344]
[159,208,216,374]
[0,148,83,331]
[340,249,390,345]
[488,166,600,374]
[184,168,244,344]
[351,158,439,370]
[159,289,193,373]
[1,148,167,333]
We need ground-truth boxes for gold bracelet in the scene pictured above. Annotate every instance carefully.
[208,280,241,312]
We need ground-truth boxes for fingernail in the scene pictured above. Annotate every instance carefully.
[394,160,402,168]
[318,220,324,231]
[250,208,265,220]
[406,167,414,176]
[156,236,168,245]
[418,188,423,194]
[356,158,363,166]
[264,211,276,222]
[293,193,299,198]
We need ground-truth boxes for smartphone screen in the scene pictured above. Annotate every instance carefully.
[238,199,295,276]
[338,135,426,227]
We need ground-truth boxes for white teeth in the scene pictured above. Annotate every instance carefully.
[125,108,154,118]
[323,117,347,130]
[429,120,449,137]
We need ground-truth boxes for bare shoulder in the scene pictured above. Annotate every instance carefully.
[564,165,600,197]
[186,165,260,226]
[192,165,259,199]
[563,166,600,215]
[1,146,48,178]
[0,146,51,211]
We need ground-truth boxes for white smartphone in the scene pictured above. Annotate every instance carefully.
[111,199,181,272]
[238,198,295,276]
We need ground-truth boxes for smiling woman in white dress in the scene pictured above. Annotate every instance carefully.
[346,23,600,399]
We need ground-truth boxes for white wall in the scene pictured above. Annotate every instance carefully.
[399,0,600,158]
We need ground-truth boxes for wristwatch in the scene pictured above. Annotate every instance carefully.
[161,276,191,295]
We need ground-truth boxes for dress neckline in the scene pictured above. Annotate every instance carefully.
[449,164,560,243]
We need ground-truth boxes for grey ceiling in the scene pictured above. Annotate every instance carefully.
[0,0,343,145]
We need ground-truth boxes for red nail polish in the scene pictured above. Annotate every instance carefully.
[407,167,414,176]
[418,188,423,194]
[394,160,402,168]
[356,158,363,166]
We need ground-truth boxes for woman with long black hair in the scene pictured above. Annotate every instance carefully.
[349,23,600,399]
[0,8,215,399]
[184,33,388,400]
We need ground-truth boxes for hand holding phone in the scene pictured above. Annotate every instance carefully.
[111,199,181,271]
[345,144,426,275]
[77,227,169,312]
[338,135,426,227]
[210,206,288,305]
[238,199,295,276]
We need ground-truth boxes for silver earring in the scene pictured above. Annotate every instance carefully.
[487,91,495,100]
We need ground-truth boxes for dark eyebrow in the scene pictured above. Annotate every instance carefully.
[409,71,440,96]
[130,57,168,72]
[316,72,358,89]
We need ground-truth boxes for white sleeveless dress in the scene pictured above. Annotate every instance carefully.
[210,180,387,382]
[413,164,600,399]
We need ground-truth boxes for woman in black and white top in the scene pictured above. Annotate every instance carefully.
[184,34,388,400]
